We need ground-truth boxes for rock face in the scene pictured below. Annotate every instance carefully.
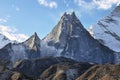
[23,32,41,59]
[40,61,92,80]
[0,12,116,65]
[76,64,120,80]
[44,12,114,64]
[43,12,80,49]
[89,5,120,52]
[12,57,77,78]
[0,33,11,49]
[9,57,92,80]
[0,32,41,65]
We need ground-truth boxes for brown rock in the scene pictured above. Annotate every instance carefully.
[76,64,120,80]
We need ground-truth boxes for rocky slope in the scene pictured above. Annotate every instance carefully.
[1,57,120,80]
[0,57,93,80]
[0,32,41,66]
[43,12,114,64]
[76,64,120,80]
[89,5,120,52]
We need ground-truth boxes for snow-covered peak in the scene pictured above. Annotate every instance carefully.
[90,5,120,52]
[0,33,12,48]
[111,4,120,17]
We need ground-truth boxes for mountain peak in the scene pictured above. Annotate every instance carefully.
[30,32,39,40]
[71,11,75,16]
[29,32,40,42]
[90,4,120,52]
[34,32,37,36]
[62,11,76,17]
[60,11,79,23]
[63,12,67,16]
[24,32,41,49]
[111,5,120,16]
[43,11,114,64]
[114,4,120,11]
[44,11,85,49]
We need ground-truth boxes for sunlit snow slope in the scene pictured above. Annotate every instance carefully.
[89,5,120,52]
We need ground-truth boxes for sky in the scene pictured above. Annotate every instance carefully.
[0,0,120,42]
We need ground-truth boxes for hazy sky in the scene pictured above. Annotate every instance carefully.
[0,0,119,42]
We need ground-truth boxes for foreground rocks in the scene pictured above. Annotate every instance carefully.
[0,57,120,80]
[76,64,120,80]
[40,62,92,80]
[0,57,93,80]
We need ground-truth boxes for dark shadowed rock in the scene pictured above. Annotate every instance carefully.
[12,57,93,79]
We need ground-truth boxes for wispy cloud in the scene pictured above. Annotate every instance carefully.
[0,25,28,42]
[63,0,70,7]
[0,18,7,23]
[15,7,20,11]
[38,0,57,8]
[74,0,120,10]
[93,0,120,10]
[12,4,20,11]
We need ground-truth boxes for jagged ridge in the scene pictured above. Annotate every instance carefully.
[44,12,115,64]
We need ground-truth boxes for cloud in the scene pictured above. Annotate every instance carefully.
[38,0,57,8]
[63,0,70,7]
[74,0,95,10]
[0,25,28,42]
[93,0,120,10]
[16,7,20,11]
[0,18,7,23]
[12,4,20,11]
[74,0,120,10]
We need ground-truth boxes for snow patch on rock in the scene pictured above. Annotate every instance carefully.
[40,40,63,57]
[10,44,27,63]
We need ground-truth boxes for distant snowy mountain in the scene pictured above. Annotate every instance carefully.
[89,5,120,52]
[44,12,114,64]
[0,33,11,49]
[0,32,41,65]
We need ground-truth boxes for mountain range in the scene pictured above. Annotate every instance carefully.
[43,12,114,64]
[0,4,120,80]
[0,12,115,65]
